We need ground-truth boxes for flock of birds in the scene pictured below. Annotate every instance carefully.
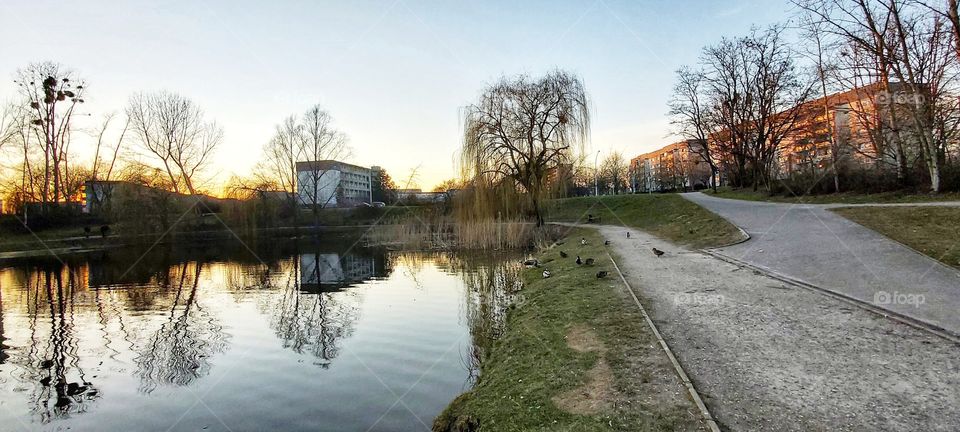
[526,231,667,281]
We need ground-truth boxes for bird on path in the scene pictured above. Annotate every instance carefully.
[584,258,595,266]
[576,256,583,265]
[652,247,665,258]
[596,271,608,279]
[604,240,611,245]
[580,238,587,246]
[626,232,631,239]
[542,270,551,279]
[559,251,568,258]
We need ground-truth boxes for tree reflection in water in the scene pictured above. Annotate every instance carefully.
[428,252,524,383]
[10,263,102,423]
[254,251,368,368]
[0,241,521,426]
[135,261,229,393]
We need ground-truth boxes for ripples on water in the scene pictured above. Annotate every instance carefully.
[0,238,522,431]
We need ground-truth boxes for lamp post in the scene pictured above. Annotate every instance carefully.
[594,150,600,196]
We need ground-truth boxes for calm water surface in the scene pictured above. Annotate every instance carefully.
[0,238,521,431]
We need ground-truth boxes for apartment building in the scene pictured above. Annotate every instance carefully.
[631,83,924,191]
[630,140,713,192]
[296,160,372,208]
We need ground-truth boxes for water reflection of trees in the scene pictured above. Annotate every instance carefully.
[135,261,228,393]
[422,251,525,382]
[253,253,364,368]
[3,263,102,422]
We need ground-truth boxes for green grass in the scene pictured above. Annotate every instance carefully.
[705,186,960,205]
[832,206,960,269]
[0,226,103,254]
[544,194,743,249]
[433,228,702,432]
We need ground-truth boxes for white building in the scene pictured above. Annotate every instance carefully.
[296,160,372,208]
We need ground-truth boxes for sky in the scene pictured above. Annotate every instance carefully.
[0,0,794,191]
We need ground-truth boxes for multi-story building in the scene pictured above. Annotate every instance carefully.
[631,83,924,191]
[296,160,372,208]
[630,140,713,192]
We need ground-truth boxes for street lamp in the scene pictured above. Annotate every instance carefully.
[594,150,600,196]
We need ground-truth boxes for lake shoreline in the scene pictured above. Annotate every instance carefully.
[432,227,707,431]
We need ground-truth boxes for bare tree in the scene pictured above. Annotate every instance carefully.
[90,112,128,182]
[461,70,590,225]
[669,67,720,191]
[599,151,629,194]
[697,25,813,190]
[800,12,844,192]
[797,0,960,192]
[292,106,350,226]
[126,91,221,195]
[257,105,350,227]
[14,62,86,206]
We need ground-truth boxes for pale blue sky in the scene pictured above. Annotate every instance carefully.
[0,0,793,190]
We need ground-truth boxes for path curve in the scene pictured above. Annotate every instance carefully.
[682,191,960,336]
[580,223,960,431]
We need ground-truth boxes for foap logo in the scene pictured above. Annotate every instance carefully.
[674,292,725,306]
[874,290,925,308]
[875,91,926,106]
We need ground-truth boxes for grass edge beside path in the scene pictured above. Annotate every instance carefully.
[831,206,960,270]
[705,186,960,205]
[544,194,743,249]
[432,228,705,432]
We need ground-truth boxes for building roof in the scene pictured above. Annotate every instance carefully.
[631,140,695,166]
[296,160,370,172]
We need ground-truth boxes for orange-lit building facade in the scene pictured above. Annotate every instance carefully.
[630,140,713,192]
[632,83,919,191]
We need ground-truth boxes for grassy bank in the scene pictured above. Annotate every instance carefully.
[545,194,742,249]
[832,206,960,269]
[705,186,960,205]
[0,205,435,254]
[433,228,704,432]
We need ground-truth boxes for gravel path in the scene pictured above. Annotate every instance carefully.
[682,192,960,336]
[587,224,960,431]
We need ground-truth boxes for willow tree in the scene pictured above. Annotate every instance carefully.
[460,71,590,226]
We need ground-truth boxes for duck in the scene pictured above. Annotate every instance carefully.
[542,270,552,279]
[652,247,665,258]
[580,238,587,246]
[523,258,539,268]
[596,271,608,279]
[575,256,583,265]
[559,251,568,258]
[584,258,595,266]
[604,240,611,245]
[626,231,631,239]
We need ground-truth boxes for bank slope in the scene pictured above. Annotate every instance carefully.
[545,195,742,249]
[432,228,706,432]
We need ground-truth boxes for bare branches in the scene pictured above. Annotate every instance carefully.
[672,25,812,190]
[90,112,129,182]
[598,151,629,194]
[460,70,590,225]
[257,104,351,225]
[126,91,222,195]
[13,61,86,204]
[796,0,960,191]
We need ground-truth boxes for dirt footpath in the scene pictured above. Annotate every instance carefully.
[589,224,960,431]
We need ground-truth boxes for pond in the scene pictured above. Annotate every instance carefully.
[0,236,523,431]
